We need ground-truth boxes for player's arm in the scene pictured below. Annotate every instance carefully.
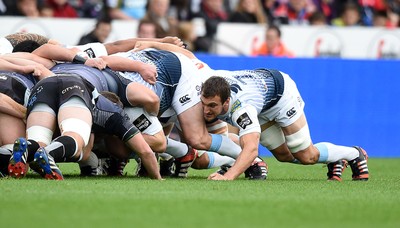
[0,56,54,80]
[126,82,160,116]
[95,95,162,179]
[125,133,162,179]
[209,105,261,180]
[133,41,196,60]
[0,92,26,119]
[100,55,157,84]
[104,36,184,54]
[31,44,106,70]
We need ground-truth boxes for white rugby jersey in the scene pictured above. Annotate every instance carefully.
[213,69,284,136]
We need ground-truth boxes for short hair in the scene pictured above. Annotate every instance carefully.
[95,16,112,28]
[100,91,123,108]
[12,40,41,53]
[201,76,231,103]
[267,25,281,37]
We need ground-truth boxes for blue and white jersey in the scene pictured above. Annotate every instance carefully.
[214,69,284,136]
[112,49,184,115]
[50,63,110,92]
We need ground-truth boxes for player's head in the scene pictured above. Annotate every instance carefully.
[201,76,230,122]
[12,40,41,53]
[100,91,123,108]
[137,19,156,38]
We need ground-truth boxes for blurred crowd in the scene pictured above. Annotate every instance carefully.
[1,0,400,53]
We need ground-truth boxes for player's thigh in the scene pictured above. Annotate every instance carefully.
[0,113,25,145]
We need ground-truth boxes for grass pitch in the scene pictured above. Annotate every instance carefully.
[1,158,400,228]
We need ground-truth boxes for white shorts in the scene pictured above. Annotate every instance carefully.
[258,72,305,127]
[69,42,108,58]
[171,52,203,115]
[124,107,162,136]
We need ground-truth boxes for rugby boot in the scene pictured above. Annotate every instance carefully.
[8,138,29,178]
[159,157,175,177]
[349,146,369,181]
[173,147,198,178]
[326,160,347,181]
[33,147,64,180]
[244,157,268,180]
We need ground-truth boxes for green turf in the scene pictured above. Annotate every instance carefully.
[1,158,400,228]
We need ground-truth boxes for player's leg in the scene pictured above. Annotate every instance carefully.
[277,73,368,180]
[1,113,27,177]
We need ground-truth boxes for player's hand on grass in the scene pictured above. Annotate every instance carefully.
[208,172,229,181]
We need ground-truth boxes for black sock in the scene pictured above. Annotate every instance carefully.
[27,140,40,162]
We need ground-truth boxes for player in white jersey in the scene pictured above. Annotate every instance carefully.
[131,41,369,181]
[130,41,268,179]
[100,48,258,178]
[201,71,369,181]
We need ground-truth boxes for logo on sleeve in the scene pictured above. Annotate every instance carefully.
[179,94,191,104]
[133,114,151,132]
[84,48,96,58]
[286,107,297,118]
[236,112,253,129]
[230,100,241,114]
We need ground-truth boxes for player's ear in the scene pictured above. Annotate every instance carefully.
[224,97,230,107]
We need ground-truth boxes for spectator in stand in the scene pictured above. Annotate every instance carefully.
[331,2,362,26]
[77,17,112,45]
[309,11,327,25]
[192,0,229,52]
[143,0,179,38]
[72,0,105,18]
[262,0,280,25]
[386,0,400,27]
[373,10,388,27]
[252,24,294,57]
[357,0,387,26]
[44,0,78,18]
[6,0,41,17]
[178,21,197,51]
[170,0,192,21]
[312,0,339,25]
[229,0,268,24]
[274,0,316,25]
[137,19,157,38]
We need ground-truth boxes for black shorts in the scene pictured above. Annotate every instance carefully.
[26,74,96,115]
[0,72,32,105]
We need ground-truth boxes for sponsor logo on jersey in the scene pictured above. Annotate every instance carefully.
[196,84,202,96]
[0,75,8,80]
[236,112,252,129]
[133,114,151,132]
[179,94,191,104]
[195,62,204,70]
[286,107,297,118]
[230,100,241,114]
[84,48,96,58]
[62,85,84,94]
[230,83,242,94]
[27,95,37,107]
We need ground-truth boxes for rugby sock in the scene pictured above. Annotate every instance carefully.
[159,152,174,160]
[206,152,235,169]
[0,153,11,176]
[165,137,188,158]
[46,136,79,162]
[291,158,301,164]
[78,151,99,168]
[315,142,359,163]
[27,139,40,162]
[209,134,241,159]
